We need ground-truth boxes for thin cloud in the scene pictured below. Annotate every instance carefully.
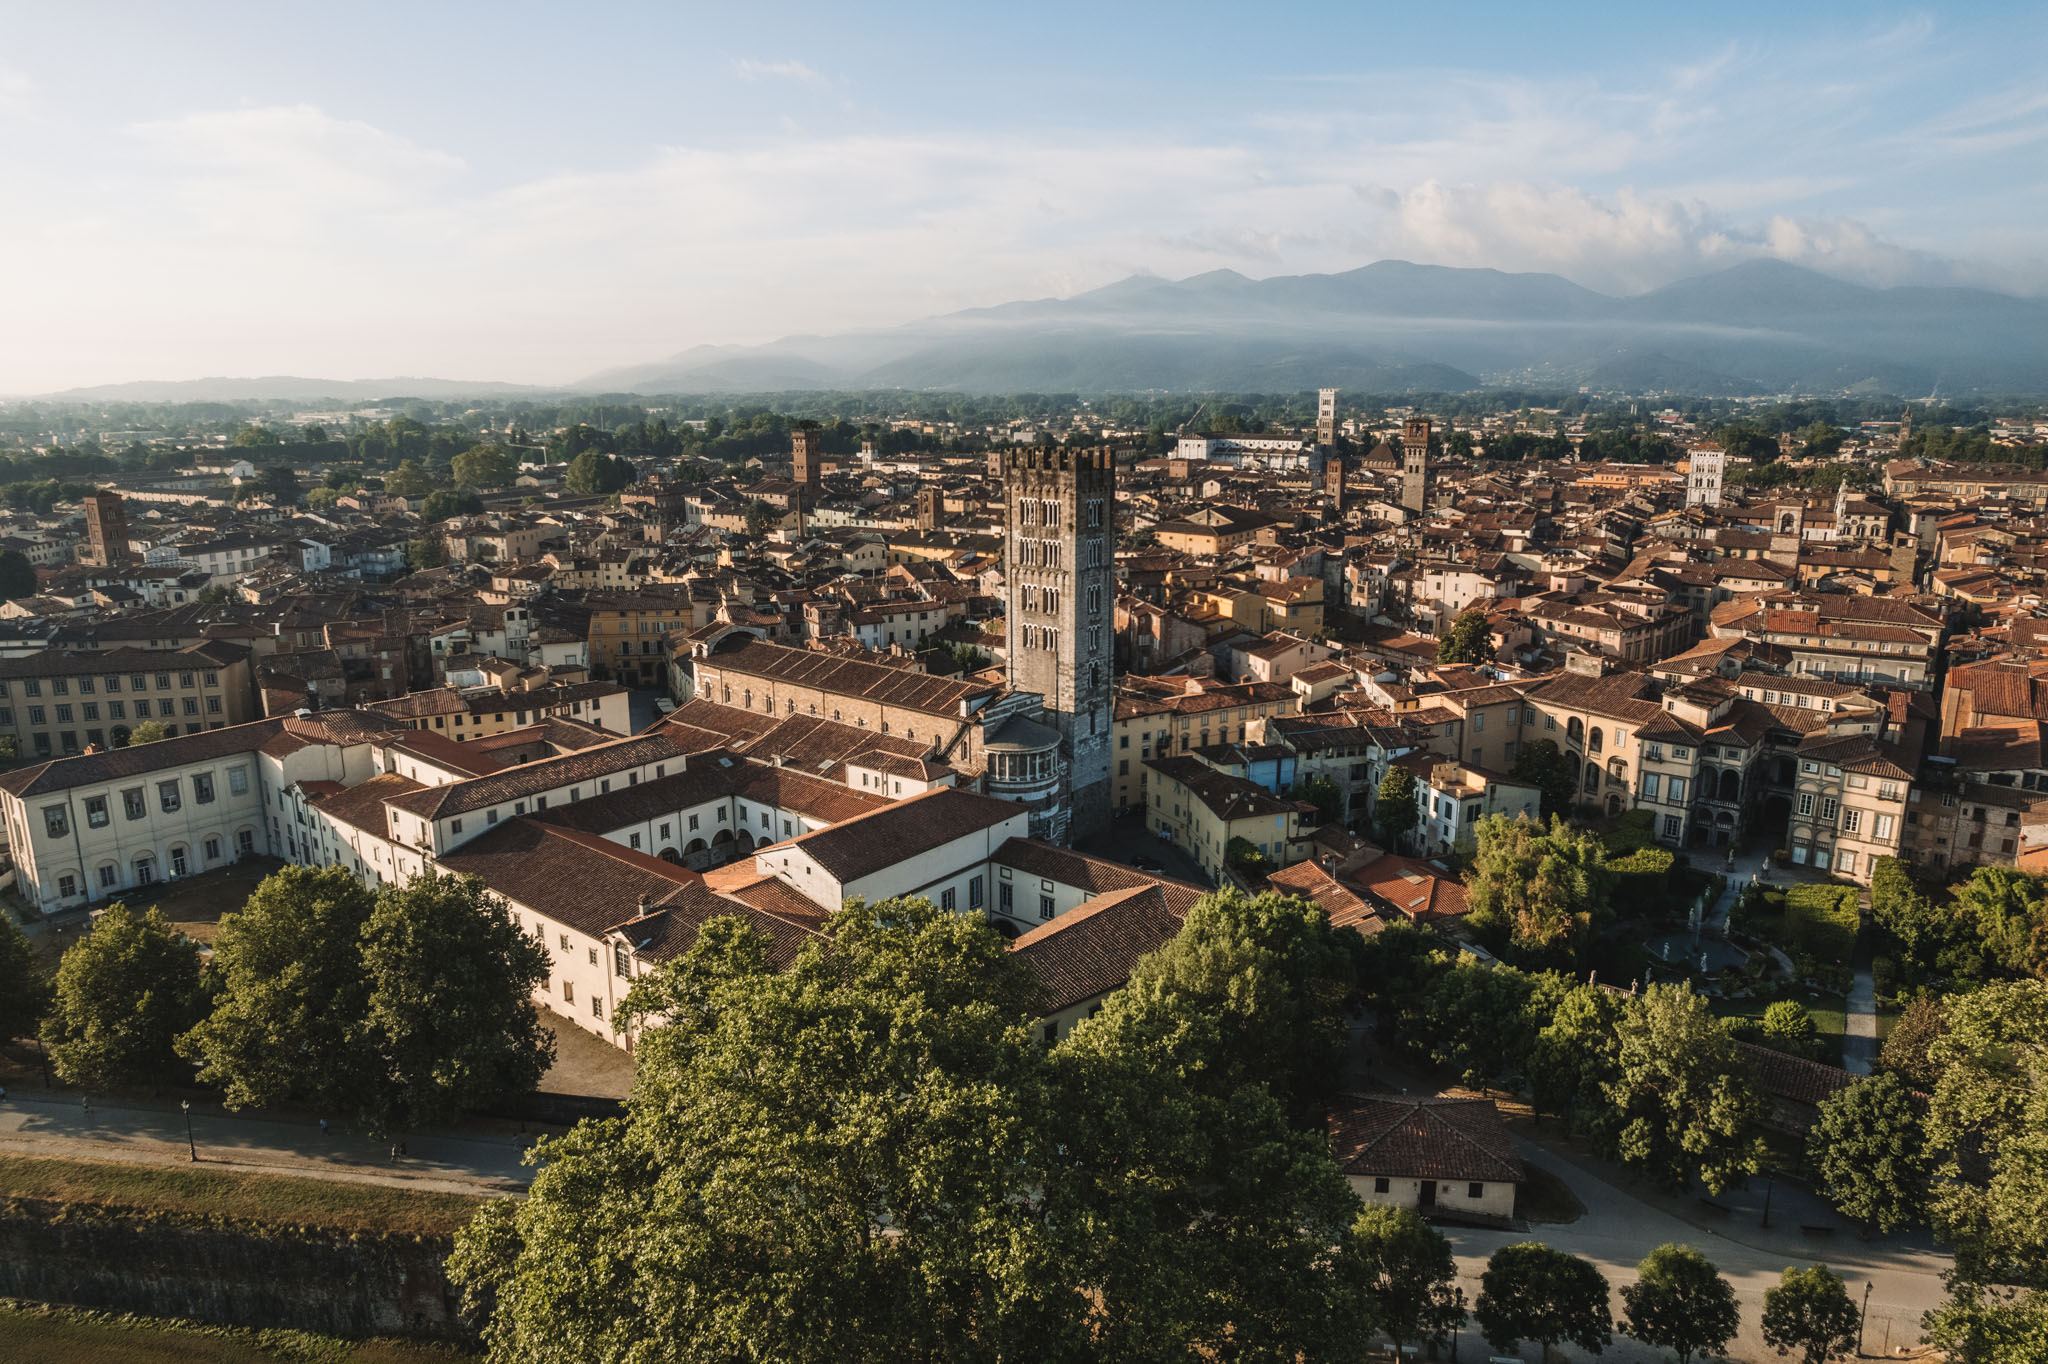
[732,58,827,86]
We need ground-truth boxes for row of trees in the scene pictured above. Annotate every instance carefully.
[0,867,553,1137]
[1870,857,2048,989]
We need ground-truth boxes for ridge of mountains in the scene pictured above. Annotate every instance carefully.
[581,260,2048,398]
[33,260,2048,402]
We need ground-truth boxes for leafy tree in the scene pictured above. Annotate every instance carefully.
[1375,764,1419,851]
[257,463,300,504]
[1335,1205,1465,1361]
[450,442,517,488]
[1418,958,1541,1089]
[1605,983,1765,1194]
[193,584,234,607]
[41,906,205,1088]
[0,911,52,1042]
[404,537,446,571]
[0,548,35,598]
[352,873,554,1137]
[1289,773,1343,826]
[177,866,377,1112]
[1761,999,1821,1058]
[1924,1285,2048,1364]
[1760,1264,1860,1364]
[1620,1243,1739,1364]
[566,449,634,496]
[1464,813,1614,964]
[230,424,282,447]
[421,488,485,521]
[1926,979,2048,1285]
[1510,737,1577,819]
[1436,607,1494,664]
[1869,856,1965,984]
[1475,1241,1613,1359]
[1527,981,1625,1131]
[1879,994,1949,1089]
[383,460,434,498]
[1807,1072,1930,1233]
[1225,834,1276,879]
[125,719,172,745]
[1956,866,2048,980]
[451,901,1051,1364]
[743,499,779,537]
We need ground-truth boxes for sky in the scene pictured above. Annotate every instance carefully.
[1,1,2043,392]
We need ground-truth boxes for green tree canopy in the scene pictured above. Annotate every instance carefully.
[1760,1264,1860,1364]
[1436,607,1494,664]
[125,719,173,745]
[1375,764,1419,852]
[566,449,635,496]
[353,873,554,1136]
[1762,998,1821,1058]
[176,866,378,1112]
[0,911,52,1043]
[1606,982,1765,1194]
[256,463,300,503]
[1956,866,2048,980]
[421,488,485,522]
[1620,1243,1739,1364]
[1508,738,1577,820]
[404,537,446,571]
[1334,1205,1464,1361]
[383,460,435,498]
[1526,980,1626,1133]
[0,548,36,599]
[1475,1241,1614,1358]
[41,905,205,1089]
[451,442,518,488]
[230,424,283,447]
[1417,957,1545,1090]
[1807,1073,1930,1233]
[1926,979,2048,1285]
[1924,1285,2048,1364]
[1289,773,1343,826]
[1879,995,1949,1089]
[1464,813,1614,965]
[743,499,779,536]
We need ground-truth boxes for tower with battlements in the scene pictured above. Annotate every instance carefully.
[1002,446,1114,839]
[1400,418,1431,513]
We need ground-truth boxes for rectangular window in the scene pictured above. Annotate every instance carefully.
[98,864,118,888]
[688,813,700,831]
[1798,793,1815,816]
[27,706,43,726]
[82,702,99,721]
[42,805,67,838]
[1040,894,1055,921]
[1666,777,1687,803]
[109,701,125,720]
[969,874,984,909]
[207,697,221,714]
[939,887,956,911]
[228,765,248,795]
[1468,1182,1485,1200]
[1663,814,1681,838]
[84,795,108,828]
[562,980,574,1003]
[55,704,72,723]
[1820,798,1839,822]
[1875,814,1895,840]
[57,874,76,898]
[104,675,120,692]
[237,829,254,854]
[1640,773,1660,800]
[204,836,220,861]
[157,780,181,813]
[630,832,642,849]
[999,882,1013,913]
[1841,808,1862,834]
[193,773,214,804]
[122,787,145,820]
[1373,1177,1390,1194]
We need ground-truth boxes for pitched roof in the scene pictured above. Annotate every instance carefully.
[1327,1095,1525,1183]
[702,639,998,719]
[784,785,1025,884]
[1010,883,1200,1014]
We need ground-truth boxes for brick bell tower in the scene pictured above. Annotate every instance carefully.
[1002,446,1115,840]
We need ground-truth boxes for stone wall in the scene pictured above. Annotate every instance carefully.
[0,1198,468,1341]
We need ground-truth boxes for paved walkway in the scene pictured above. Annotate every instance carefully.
[0,1088,541,1193]
[1429,1137,1947,1362]
[1844,932,1880,1076]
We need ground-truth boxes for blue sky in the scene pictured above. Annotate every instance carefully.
[1,1,2042,390]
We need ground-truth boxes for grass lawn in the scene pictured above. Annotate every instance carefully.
[1712,988,1850,1067]
[0,1156,488,1238]
[0,1302,469,1363]
[1515,1164,1586,1225]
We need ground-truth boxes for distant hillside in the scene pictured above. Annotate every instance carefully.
[40,376,553,403]
[578,258,2048,397]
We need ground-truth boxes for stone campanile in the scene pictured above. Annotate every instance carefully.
[1003,446,1115,840]
[1400,417,1431,513]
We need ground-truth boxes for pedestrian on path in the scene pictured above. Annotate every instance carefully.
[318,1117,329,1135]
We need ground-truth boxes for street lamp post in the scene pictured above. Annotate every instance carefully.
[180,1099,196,1162]
[1856,1280,1873,1357]
[1760,1166,1776,1229]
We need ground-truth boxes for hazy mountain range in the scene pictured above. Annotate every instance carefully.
[36,260,2048,402]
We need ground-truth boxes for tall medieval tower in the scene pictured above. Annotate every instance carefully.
[1003,446,1115,839]
[1400,417,1431,513]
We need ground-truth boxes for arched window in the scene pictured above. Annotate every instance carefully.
[1566,717,1584,743]
[170,846,189,877]
[133,854,157,885]
[1588,727,1603,753]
